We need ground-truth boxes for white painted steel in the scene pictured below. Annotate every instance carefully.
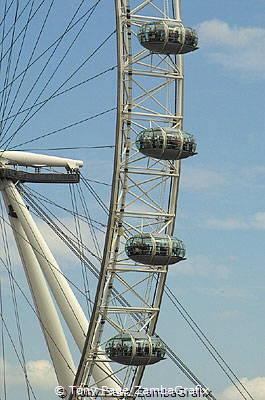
[0,150,83,170]
[1,188,76,390]
[1,179,121,392]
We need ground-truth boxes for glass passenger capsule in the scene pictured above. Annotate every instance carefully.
[105,332,166,366]
[135,127,197,160]
[125,233,186,266]
[137,21,198,54]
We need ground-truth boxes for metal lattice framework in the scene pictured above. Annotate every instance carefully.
[73,0,188,396]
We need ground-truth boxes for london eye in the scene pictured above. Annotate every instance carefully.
[0,1,258,400]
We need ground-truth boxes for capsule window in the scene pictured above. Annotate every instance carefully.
[121,339,132,356]
[167,135,180,150]
[155,238,170,256]
[168,29,179,42]
[143,342,150,356]
[151,338,166,357]
[126,236,154,257]
[184,28,197,46]
[142,238,153,255]
[135,338,150,356]
[172,240,185,257]
[135,341,142,356]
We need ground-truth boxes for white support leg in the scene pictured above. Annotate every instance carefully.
[2,179,120,390]
[1,190,76,390]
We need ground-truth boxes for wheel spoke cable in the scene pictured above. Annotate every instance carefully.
[1,0,100,141]
[5,106,116,149]
[1,0,55,135]
[163,283,254,400]
[0,65,116,127]
[1,28,116,149]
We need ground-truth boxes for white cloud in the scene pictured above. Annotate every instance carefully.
[181,166,227,190]
[220,376,265,400]
[181,164,265,193]
[24,360,57,389]
[0,358,57,390]
[196,285,256,300]
[251,212,265,229]
[198,20,265,48]
[215,309,241,320]
[205,212,265,230]
[197,19,265,75]
[170,254,230,279]
[205,217,249,230]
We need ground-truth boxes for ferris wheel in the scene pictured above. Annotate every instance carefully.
[72,0,198,396]
[0,1,232,399]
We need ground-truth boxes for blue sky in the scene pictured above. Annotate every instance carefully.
[169,0,265,397]
[0,1,265,399]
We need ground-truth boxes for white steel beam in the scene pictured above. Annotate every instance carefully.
[1,179,121,391]
[1,189,76,390]
[0,150,83,170]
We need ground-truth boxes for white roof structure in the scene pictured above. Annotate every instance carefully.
[0,150,84,170]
